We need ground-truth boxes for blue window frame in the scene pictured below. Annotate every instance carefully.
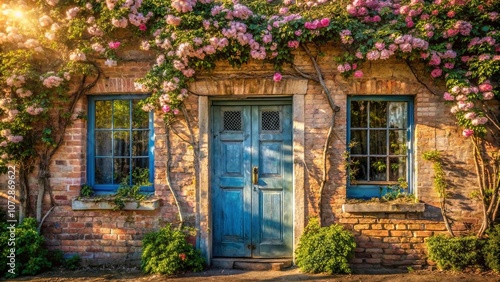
[87,95,154,193]
[346,96,413,199]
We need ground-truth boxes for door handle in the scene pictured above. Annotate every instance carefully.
[252,167,258,185]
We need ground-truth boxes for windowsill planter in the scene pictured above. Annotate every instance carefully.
[342,202,425,213]
[72,197,160,211]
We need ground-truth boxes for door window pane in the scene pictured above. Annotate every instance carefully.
[261,111,281,131]
[223,111,242,131]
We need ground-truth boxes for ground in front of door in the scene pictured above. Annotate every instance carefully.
[11,266,500,282]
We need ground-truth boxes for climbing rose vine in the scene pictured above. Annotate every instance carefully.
[0,0,498,168]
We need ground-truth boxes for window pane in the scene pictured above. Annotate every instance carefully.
[370,130,387,155]
[389,157,406,181]
[114,158,130,184]
[95,131,112,156]
[133,130,149,156]
[389,130,407,155]
[95,158,113,184]
[350,101,367,128]
[132,100,149,129]
[95,100,112,128]
[132,158,150,185]
[113,100,130,129]
[369,101,387,128]
[370,157,387,181]
[113,131,130,156]
[388,102,407,128]
[350,157,368,182]
[350,130,367,155]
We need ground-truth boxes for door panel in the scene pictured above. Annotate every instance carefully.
[212,102,292,258]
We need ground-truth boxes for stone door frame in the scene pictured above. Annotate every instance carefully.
[194,78,307,264]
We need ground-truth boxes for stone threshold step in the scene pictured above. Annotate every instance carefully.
[212,258,293,271]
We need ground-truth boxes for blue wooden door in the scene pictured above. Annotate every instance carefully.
[212,100,293,258]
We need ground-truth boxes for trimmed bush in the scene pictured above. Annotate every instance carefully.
[0,218,51,278]
[426,234,484,271]
[485,225,500,272]
[141,224,205,275]
[295,218,356,274]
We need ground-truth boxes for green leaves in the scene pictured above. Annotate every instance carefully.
[295,218,356,274]
[141,224,205,275]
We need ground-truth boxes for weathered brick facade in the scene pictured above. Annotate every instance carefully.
[3,45,483,269]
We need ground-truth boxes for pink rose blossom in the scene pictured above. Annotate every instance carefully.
[319,18,330,28]
[108,41,121,49]
[431,68,442,78]
[482,92,495,100]
[472,117,488,126]
[287,41,299,48]
[353,70,363,78]
[464,112,476,120]
[462,129,474,137]
[443,92,454,101]
[273,72,282,82]
[479,82,493,92]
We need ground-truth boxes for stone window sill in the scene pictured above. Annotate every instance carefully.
[72,197,160,211]
[342,202,425,213]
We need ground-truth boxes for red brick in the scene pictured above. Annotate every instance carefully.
[362,230,389,237]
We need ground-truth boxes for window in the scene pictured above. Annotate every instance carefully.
[87,95,154,193]
[346,96,413,198]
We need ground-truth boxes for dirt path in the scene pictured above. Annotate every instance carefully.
[9,267,500,282]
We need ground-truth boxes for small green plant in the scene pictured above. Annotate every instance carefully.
[426,234,484,271]
[141,224,205,275]
[0,218,52,278]
[484,225,500,272]
[295,218,356,274]
[407,266,414,273]
[79,184,94,197]
[47,250,80,270]
[63,254,81,270]
[381,178,416,203]
[113,184,146,210]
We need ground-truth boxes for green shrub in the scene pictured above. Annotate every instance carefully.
[141,224,205,275]
[485,225,500,272]
[0,218,52,278]
[426,234,484,271]
[295,218,356,274]
[63,254,81,270]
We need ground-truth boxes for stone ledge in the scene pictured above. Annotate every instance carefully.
[342,202,425,213]
[72,198,160,211]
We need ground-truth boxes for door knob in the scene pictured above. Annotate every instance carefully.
[252,167,258,185]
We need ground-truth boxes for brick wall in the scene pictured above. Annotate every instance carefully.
[0,45,484,268]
